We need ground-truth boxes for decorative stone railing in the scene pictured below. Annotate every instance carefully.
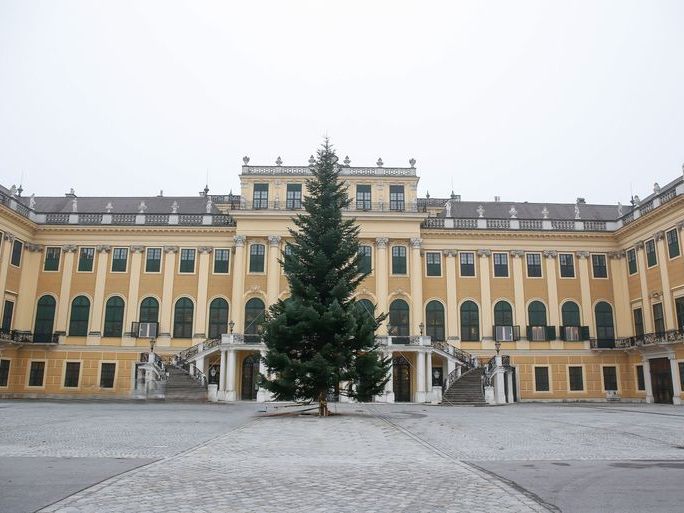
[241,164,417,177]
[422,217,616,232]
[235,199,421,214]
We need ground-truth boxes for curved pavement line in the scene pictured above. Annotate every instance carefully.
[363,404,560,513]
[38,414,258,513]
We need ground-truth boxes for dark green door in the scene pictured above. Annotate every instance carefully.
[34,296,56,343]
[650,358,674,404]
[241,354,259,400]
[393,356,411,402]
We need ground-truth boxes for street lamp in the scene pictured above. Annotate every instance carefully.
[149,338,156,353]
[228,320,235,334]
[419,322,424,336]
[495,340,501,355]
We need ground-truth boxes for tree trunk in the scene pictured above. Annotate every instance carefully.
[318,390,329,417]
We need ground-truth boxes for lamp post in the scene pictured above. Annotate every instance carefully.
[228,320,235,334]
[495,339,501,355]
[150,338,156,353]
[419,322,424,336]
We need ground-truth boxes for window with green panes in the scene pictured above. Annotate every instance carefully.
[391,246,406,274]
[111,248,128,272]
[358,246,372,274]
[145,248,162,272]
[78,247,95,272]
[68,296,90,336]
[426,252,441,276]
[0,359,9,387]
[214,249,230,273]
[64,362,80,388]
[645,239,657,267]
[667,229,680,258]
[44,247,61,271]
[286,183,302,209]
[253,183,269,209]
[592,254,607,278]
[249,244,265,273]
[179,249,196,273]
[627,248,637,274]
[11,240,22,266]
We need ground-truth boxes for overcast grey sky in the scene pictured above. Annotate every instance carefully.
[1,0,683,204]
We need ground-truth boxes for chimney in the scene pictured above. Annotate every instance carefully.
[494,196,501,202]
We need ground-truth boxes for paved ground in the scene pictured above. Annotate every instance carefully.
[0,401,683,512]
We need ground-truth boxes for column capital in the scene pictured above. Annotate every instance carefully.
[443,249,457,257]
[62,244,78,253]
[543,250,558,259]
[198,246,214,254]
[163,245,178,254]
[677,221,684,231]
[410,237,422,249]
[575,251,590,259]
[375,237,389,249]
[234,235,247,247]
[26,243,44,252]
[510,249,525,258]
[268,235,282,247]
[608,250,625,260]
[96,245,111,253]
[654,230,665,242]
[634,241,645,251]
[3,232,15,242]
[130,245,145,254]
[477,248,491,257]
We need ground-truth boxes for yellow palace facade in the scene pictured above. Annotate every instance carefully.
[1,157,683,405]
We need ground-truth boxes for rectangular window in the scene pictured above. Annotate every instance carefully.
[627,248,637,275]
[358,246,372,274]
[495,325,514,342]
[100,363,116,388]
[392,246,407,275]
[526,253,542,277]
[11,240,22,266]
[653,303,665,335]
[568,366,584,391]
[78,247,95,272]
[249,244,265,273]
[602,366,618,391]
[2,300,14,333]
[389,185,405,211]
[64,362,80,388]
[111,248,128,272]
[0,359,9,387]
[460,252,475,276]
[493,253,508,277]
[534,366,550,392]
[179,249,196,273]
[676,297,684,332]
[28,361,45,387]
[645,239,657,267]
[214,249,230,274]
[633,308,644,337]
[559,253,575,278]
[426,252,441,276]
[44,247,61,271]
[636,365,645,391]
[667,229,680,258]
[286,183,302,209]
[145,248,162,273]
[592,254,607,278]
[356,185,371,210]
[253,183,269,209]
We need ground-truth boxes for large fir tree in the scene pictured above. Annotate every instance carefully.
[260,140,390,416]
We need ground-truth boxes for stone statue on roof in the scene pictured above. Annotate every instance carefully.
[509,206,517,219]
[9,185,16,196]
[476,205,485,218]
[206,197,213,213]
[574,204,581,220]
[29,194,36,209]
[72,197,78,213]
[138,201,147,214]
[171,201,179,214]
[617,202,623,217]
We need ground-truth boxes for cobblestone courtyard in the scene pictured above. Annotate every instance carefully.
[1,401,683,512]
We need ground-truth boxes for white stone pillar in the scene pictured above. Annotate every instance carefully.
[642,358,654,404]
[415,351,426,402]
[426,352,433,401]
[257,349,272,402]
[226,349,237,401]
[670,356,682,405]
[506,371,514,403]
[381,352,395,402]
[218,350,226,394]
[494,355,505,404]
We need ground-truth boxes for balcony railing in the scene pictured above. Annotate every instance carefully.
[610,329,684,349]
[0,330,59,344]
[235,199,421,213]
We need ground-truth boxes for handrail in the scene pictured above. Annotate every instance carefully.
[609,328,684,349]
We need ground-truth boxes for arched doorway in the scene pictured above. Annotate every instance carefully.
[393,355,411,402]
[241,353,260,400]
[595,302,615,347]
[34,295,56,343]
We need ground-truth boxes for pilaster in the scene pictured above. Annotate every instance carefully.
[266,235,281,307]
[443,250,458,342]
[87,245,111,345]
[409,238,423,335]
[634,242,654,332]
[55,245,77,337]
[375,237,389,334]
[231,236,246,331]
[478,249,492,342]
[576,251,594,340]
[123,245,144,345]
[655,232,676,330]
[14,246,41,331]
[609,251,630,337]
[511,250,527,347]
[543,251,560,344]
[194,247,213,341]
[0,234,14,301]
[158,246,178,345]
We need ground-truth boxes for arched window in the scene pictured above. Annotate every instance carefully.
[34,295,56,343]
[208,298,229,339]
[355,299,375,321]
[173,298,194,338]
[139,297,159,324]
[69,296,90,336]
[425,301,445,341]
[103,296,125,337]
[528,301,547,326]
[245,298,265,342]
[494,301,513,326]
[389,299,410,336]
[460,301,479,341]
[562,301,580,326]
[595,302,615,343]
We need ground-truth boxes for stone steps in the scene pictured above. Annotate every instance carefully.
[164,368,207,402]
[442,368,486,406]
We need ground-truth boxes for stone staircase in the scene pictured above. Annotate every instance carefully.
[441,367,486,405]
[163,367,208,402]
